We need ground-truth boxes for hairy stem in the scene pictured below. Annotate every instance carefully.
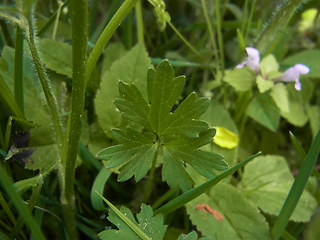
[255,0,304,53]
[25,10,64,153]
[59,0,88,239]
[14,25,24,115]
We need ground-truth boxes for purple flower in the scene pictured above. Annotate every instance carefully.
[236,47,260,73]
[276,64,310,91]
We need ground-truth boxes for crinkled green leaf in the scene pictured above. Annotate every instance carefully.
[224,68,256,91]
[240,155,317,222]
[280,86,308,127]
[260,54,279,76]
[38,39,72,77]
[247,92,280,131]
[270,83,289,113]
[256,75,274,93]
[98,60,227,190]
[95,43,151,136]
[99,204,167,240]
[186,182,271,240]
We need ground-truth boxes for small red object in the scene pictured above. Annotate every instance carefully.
[196,203,224,221]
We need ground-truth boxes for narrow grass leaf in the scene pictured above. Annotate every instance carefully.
[271,130,320,240]
[0,164,45,240]
[91,167,112,210]
[289,131,320,183]
[154,152,261,215]
[96,192,152,240]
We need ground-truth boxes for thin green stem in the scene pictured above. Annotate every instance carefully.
[144,147,159,202]
[14,25,24,115]
[244,0,256,44]
[59,0,88,238]
[201,0,219,69]
[52,1,63,40]
[240,0,249,35]
[167,21,199,55]
[86,0,138,83]
[25,15,64,153]
[215,0,225,72]
[37,0,70,37]
[135,0,144,44]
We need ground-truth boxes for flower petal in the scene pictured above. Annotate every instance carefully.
[295,80,302,91]
[293,64,310,74]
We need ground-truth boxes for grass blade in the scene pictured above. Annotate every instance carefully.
[290,131,320,179]
[0,164,45,240]
[91,167,112,211]
[96,191,152,240]
[271,130,320,240]
[154,152,261,215]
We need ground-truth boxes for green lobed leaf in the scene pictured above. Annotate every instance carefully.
[99,204,167,240]
[147,61,186,134]
[246,92,280,131]
[240,155,317,222]
[186,182,271,240]
[223,68,256,91]
[95,43,151,136]
[98,60,227,190]
[114,81,151,130]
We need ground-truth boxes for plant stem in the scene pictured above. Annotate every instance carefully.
[201,0,219,70]
[52,1,63,40]
[255,0,304,53]
[59,0,88,239]
[144,147,159,202]
[135,0,144,44]
[14,25,24,115]
[215,0,225,72]
[25,14,64,153]
[85,0,138,83]
[167,21,199,56]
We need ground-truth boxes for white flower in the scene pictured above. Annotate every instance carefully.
[276,64,310,91]
[236,47,260,73]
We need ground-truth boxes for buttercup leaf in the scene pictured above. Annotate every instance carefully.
[98,60,227,190]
